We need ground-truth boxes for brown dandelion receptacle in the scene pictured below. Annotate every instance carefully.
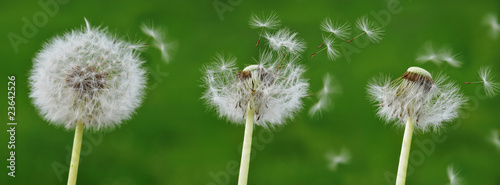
[66,65,108,96]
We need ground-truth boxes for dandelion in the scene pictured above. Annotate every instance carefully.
[367,67,466,185]
[464,66,499,97]
[202,52,308,185]
[29,19,147,185]
[309,74,339,117]
[317,18,350,48]
[141,23,175,63]
[484,13,500,39]
[447,165,462,185]
[264,28,306,55]
[347,16,384,43]
[325,148,350,171]
[249,12,281,46]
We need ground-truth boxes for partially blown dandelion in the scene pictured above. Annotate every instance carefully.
[464,66,499,97]
[367,67,465,185]
[29,19,147,185]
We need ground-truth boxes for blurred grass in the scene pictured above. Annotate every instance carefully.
[1,0,500,184]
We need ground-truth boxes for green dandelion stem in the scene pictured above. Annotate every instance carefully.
[67,120,84,185]
[237,102,255,185]
[396,117,415,185]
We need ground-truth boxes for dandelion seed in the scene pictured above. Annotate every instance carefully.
[249,12,281,29]
[310,36,339,60]
[309,74,339,117]
[347,16,384,43]
[264,28,306,55]
[368,67,466,185]
[416,42,441,65]
[320,18,351,40]
[439,48,461,67]
[447,165,462,185]
[326,148,350,171]
[464,66,499,97]
[484,13,500,39]
[141,23,174,63]
[490,130,500,151]
[250,12,281,47]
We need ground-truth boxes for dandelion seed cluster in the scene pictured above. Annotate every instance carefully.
[368,67,466,132]
[29,19,147,130]
[202,54,308,128]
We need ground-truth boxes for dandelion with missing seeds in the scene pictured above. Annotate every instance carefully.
[202,14,308,185]
[367,67,465,185]
[29,19,147,185]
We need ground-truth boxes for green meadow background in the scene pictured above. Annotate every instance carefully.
[1,0,500,184]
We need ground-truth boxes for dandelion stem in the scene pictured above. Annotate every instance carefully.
[311,47,327,58]
[463,81,483,84]
[347,32,366,43]
[317,33,333,48]
[256,28,264,47]
[67,120,84,185]
[396,117,415,185]
[238,102,255,185]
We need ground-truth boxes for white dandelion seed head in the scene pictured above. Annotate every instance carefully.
[447,164,462,185]
[140,23,175,63]
[356,16,384,43]
[249,12,281,29]
[325,148,350,171]
[202,53,309,128]
[264,28,306,55]
[320,18,351,40]
[367,67,466,132]
[478,66,499,97]
[323,36,340,61]
[484,13,500,39]
[29,19,147,131]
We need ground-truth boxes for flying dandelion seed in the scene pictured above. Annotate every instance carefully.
[416,42,441,65]
[320,18,351,40]
[310,36,340,60]
[490,130,500,151]
[250,12,281,47]
[464,66,499,97]
[416,42,461,68]
[347,16,384,43]
[141,23,175,63]
[484,13,500,39]
[447,165,462,185]
[368,67,466,185]
[326,148,350,171]
[309,74,339,117]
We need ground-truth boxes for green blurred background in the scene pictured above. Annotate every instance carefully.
[1,0,500,184]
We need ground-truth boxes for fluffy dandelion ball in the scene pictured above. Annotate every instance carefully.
[29,19,147,130]
[202,54,309,128]
[368,67,466,132]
